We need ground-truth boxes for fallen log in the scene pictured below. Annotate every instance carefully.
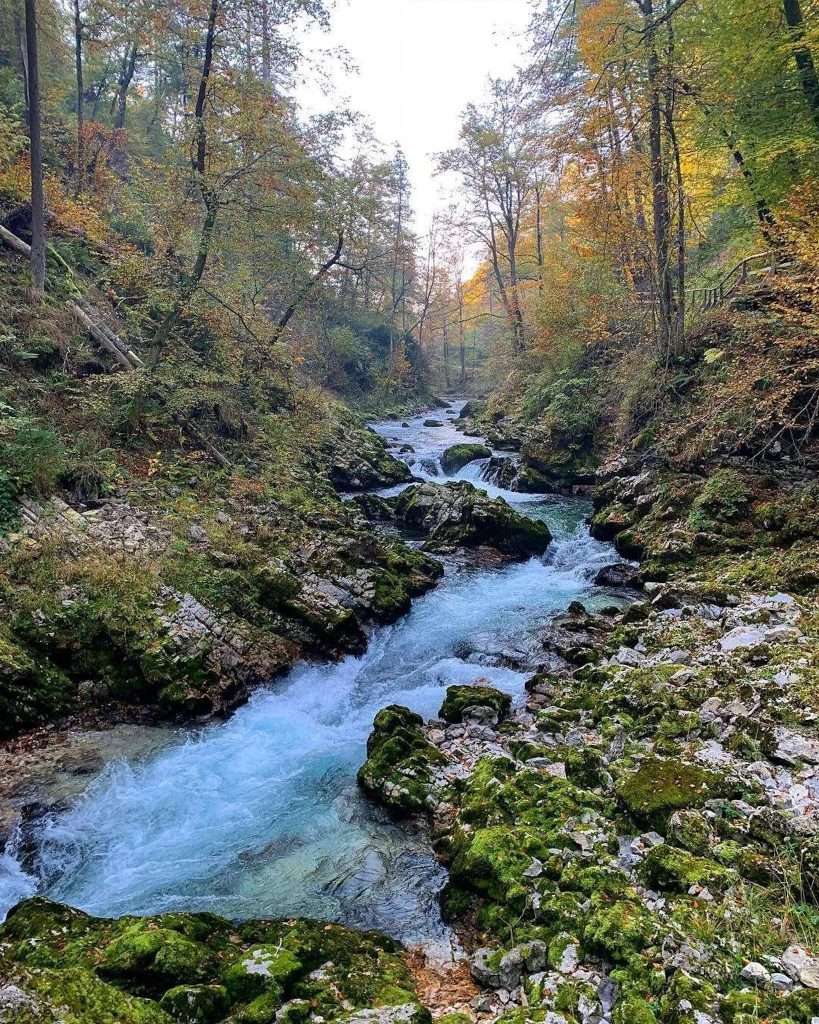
[0,224,31,257]
[68,300,137,370]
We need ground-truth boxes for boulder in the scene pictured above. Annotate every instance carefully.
[357,705,447,814]
[439,684,512,724]
[440,444,492,474]
[593,563,643,589]
[783,945,819,988]
[393,482,551,560]
[615,756,737,829]
[457,400,485,421]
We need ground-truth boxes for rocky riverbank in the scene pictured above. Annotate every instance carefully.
[0,407,441,742]
[359,578,819,1023]
[0,897,431,1024]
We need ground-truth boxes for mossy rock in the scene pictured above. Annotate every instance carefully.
[449,824,554,908]
[666,809,714,855]
[615,756,736,829]
[10,966,175,1023]
[440,444,492,474]
[639,844,738,893]
[100,923,215,989]
[221,946,302,1004]
[0,629,73,737]
[582,896,658,964]
[0,899,426,1024]
[158,984,230,1023]
[612,994,658,1024]
[394,482,551,559]
[438,684,511,724]
[357,705,447,813]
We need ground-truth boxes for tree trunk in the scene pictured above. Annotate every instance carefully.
[442,317,451,390]
[638,0,674,355]
[24,0,45,301]
[261,0,271,83]
[153,0,219,351]
[112,42,138,130]
[458,286,466,387]
[270,232,345,345]
[783,0,819,132]
[73,0,84,194]
[534,178,544,292]
[664,8,685,352]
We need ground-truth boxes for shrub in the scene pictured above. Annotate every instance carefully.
[0,412,66,496]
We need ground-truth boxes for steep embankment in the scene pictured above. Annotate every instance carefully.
[462,270,819,595]
[0,243,441,739]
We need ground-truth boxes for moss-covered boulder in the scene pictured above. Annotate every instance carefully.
[323,415,412,491]
[582,895,659,963]
[0,899,427,1024]
[393,482,551,559]
[100,922,215,989]
[615,756,736,829]
[639,844,738,893]
[438,684,512,723]
[357,705,447,813]
[221,945,301,1004]
[440,444,492,474]
[158,984,230,1023]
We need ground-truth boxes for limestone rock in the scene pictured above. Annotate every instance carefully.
[393,481,551,560]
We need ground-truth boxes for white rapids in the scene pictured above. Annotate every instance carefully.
[0,401,620,959]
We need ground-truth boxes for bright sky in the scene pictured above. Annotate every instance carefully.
[300,0,532,236]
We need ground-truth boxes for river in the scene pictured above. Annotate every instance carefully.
[0,402,619,961]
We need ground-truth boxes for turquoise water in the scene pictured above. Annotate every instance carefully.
[0,407,617,958]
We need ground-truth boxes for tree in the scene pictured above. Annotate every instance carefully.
[72,0,84,191]
[24,0,46,300]
[439,77,543,352]
[783,0,819,133]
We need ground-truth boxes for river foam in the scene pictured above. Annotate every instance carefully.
[0,403,618,958]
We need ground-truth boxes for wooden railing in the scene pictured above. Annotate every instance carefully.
[686,250,785,313]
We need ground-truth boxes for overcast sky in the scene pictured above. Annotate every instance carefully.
[300,0,532,236]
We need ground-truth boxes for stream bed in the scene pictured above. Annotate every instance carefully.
[0,403,619,961]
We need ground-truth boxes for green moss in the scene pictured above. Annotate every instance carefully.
[0,628,73,737]
[158,984,230,1023]
[582,896,658,963]
[612,994,658,1024]
[101,923,214,989]
[688,469,752,531]
[615,756,735,828]
[357,704,447,813]
[440,444,492,474]
[0,900,424,1024]
[450,825,550,908]
[438,684,512,724]
[666,810,713,855]
[20,967,174,1023]
[639,844,738,893]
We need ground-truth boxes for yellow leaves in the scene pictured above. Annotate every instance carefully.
[45,176,109,245]
[577,0,638,72]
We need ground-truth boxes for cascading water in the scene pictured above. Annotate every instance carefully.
[0,401,620,959]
